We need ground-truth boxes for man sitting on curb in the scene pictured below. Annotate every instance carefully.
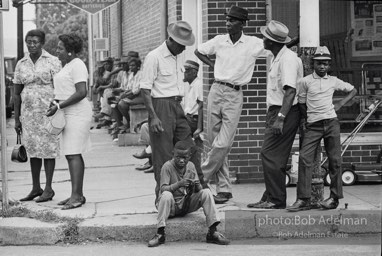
[148,140,229,247]
[287,46,357,212]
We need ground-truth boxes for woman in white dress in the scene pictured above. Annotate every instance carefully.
[46,34,92,210]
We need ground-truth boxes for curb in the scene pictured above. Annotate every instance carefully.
[1,209,381,245]
[0,217,64,245]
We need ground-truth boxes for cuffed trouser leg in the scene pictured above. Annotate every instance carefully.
[187,189,220,227]
[202,83,243,193]
[156,191,176,228]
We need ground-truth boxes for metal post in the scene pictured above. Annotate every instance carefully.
[17,4,23,61]
[88,13,93,98]
[300,0,323,207]
[0,10,10,210]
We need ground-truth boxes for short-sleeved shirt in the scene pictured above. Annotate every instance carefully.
[13,49,61,86]
[298,72,355,123]
[266,45,303,108]
[127,70,142,95]
[197,33,267,86]
[54,58,88,100]
[160,160,199,202]
[140,42,185,98]
[184,77,203,116]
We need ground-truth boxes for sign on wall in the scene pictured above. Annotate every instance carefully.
[66,0,120,14]
[351,1,382,57]
[0,0,10,11]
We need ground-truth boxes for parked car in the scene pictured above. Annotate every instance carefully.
[4,57,16,118]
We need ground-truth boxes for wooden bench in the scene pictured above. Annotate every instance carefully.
[129,104,148,133]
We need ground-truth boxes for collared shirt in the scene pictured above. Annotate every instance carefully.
[184,77,203,116]
[127,70,142,95]
[116,70,129,89]
[197,33,267,86]
[160,160,198,202]
[140,42,185,98]
[266,45,303,108]
[298,72,354,123]
[13,49,61,86]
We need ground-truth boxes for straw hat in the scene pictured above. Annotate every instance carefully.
[167,20,195,46]
[184,60,199,71]
[260,20,291,44]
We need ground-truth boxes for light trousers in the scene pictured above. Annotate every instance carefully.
[202,82,243,193]
[156,189,220,228]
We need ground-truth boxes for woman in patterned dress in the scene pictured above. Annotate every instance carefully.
[13,29,62,203]
[47,33,92,210]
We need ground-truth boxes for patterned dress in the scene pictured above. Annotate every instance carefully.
[13,50,62,158]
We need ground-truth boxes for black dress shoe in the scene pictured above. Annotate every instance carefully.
[319,197,339,210]
[286,199,311,212]
[206,231,230,245]
[20,189,44,201]
[133,149,151,159]
[148,233,165,247]
[213,194,229,204]
[252,201,285,209]
[35,190,55,203]
[135,160,152,171]
[247,200,265,208]
[217,192,233,199]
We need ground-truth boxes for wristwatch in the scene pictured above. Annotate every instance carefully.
[278,112,285,118]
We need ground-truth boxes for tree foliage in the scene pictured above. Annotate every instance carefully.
[37,2,88,66]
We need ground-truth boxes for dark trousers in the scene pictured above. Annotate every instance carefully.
[185,114,205,185]
[297,118,343,199]
[150,98,194,202]
[260,105,300,207]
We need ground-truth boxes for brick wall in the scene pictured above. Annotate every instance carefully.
[109,3,122,57]
[201,0,268,183]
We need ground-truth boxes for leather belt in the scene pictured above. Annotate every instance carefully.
[155,96,183,102]
[215,80,241,91]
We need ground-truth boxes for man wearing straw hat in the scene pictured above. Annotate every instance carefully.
[140,21,197,202]
[247,20,303,209]
[287,46,357,212]
[195,5,267,204]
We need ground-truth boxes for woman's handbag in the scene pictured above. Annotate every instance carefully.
[11,134,28,163]
[45,109,66,135]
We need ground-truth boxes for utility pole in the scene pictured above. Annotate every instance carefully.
[12,0,24,61]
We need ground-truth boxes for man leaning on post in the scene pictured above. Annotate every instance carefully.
[195,5,268,204]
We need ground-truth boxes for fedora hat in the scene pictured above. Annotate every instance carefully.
[167,20,195,46]
[184,60,199,71]
[127,51,139,58]
[260,20,291,44]
[225,5,249,21]
[313,46,331,60]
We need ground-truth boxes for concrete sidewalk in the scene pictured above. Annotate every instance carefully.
[1,118,381,245]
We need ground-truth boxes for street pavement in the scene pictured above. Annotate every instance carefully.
[1,117,381,245]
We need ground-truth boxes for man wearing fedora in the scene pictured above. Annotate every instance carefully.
[287,46,357,212]
[182,60,205,185]
[247,20,303,209]
[195,5,267,204]
[140,21,197,202]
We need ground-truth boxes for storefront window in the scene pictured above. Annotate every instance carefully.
[272,0,381,133]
